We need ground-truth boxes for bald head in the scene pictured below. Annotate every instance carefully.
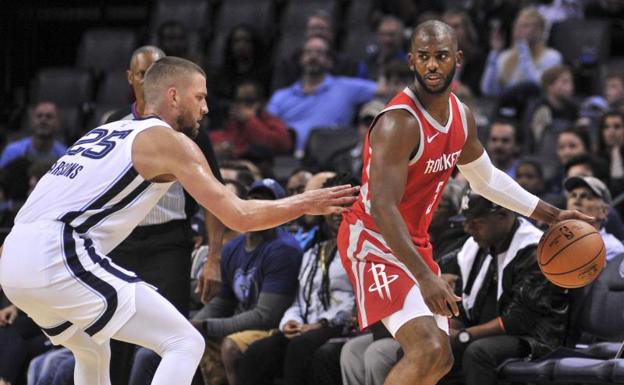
[143,56,206,105]
[129,45,165,68]
[411,20,458,52]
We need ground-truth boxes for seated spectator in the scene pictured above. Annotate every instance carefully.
[596,111,624,196]
[485,120,519,177]
[212,24,272,100]
[235,174,356,385]
[378,60,412,102]
[564,176,624,262]
[26,348,73,385]
[442,8,486,95]
[267,37,379,153]
[604,73,624,111]
[563,154,624,240]
[288,171,336,251]
[524,65,578,158]
[0,298,51,385]
[156,20,204,66]
[356,15,406,81]
[128,179,301,385]
[0,101,66,169]
[481,7,562,97]
[515,157,565,209]
[210,81,292,162]
[271,10,357,92]
[286,169,313,197]
[324,99,385,176]
[441,191,568,385]
[545,127,591,192]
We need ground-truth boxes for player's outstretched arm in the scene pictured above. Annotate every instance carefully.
[368,111,460,318]
[456,105,592,225]
[132,127,358,232]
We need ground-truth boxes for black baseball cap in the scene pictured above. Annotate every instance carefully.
[449,189,502,222]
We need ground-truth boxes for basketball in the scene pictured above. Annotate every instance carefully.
[537,219,605,289]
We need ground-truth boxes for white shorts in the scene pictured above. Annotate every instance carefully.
[0,221,145,345]
[381,285,450,337]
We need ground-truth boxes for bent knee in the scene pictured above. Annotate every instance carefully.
[403,335,453,374]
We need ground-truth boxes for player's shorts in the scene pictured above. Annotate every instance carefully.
[0,220,146,345]
[337,216,448,336]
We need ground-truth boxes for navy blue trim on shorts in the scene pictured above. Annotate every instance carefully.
[73,180,150,233]
[62,225,118,337]
[42,321,73,336]
[83,238,141,283]
[59,167,140,225]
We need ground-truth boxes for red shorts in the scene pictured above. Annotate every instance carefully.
[337,213,439,330]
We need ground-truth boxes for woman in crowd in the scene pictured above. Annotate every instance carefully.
[481,6,562,97]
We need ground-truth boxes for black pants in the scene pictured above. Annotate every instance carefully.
[236,326,344,385]
[0,314,50,384]
[107,220,194,385]
[312,340,346,385]
[442,335,530,385]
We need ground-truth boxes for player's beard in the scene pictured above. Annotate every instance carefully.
[414,65,456,95]
[176,113,199,139]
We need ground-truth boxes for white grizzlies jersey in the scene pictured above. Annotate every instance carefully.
[15,117,174,254]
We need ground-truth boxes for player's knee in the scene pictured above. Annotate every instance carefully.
[403,334,452,375]
[186,326,206,358]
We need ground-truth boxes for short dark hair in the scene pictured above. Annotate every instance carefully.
[541,65,572,89]
[411,20,458,51]
[516,157,544,179]
[564,153,610,182]
[558,126,591,153]
[143,56,205,103]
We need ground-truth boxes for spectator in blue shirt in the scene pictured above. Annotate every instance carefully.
[0,101,66,168]
[356,15,407,81]
[267,37,381,153]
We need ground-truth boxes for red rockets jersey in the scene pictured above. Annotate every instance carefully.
[347,87,468,273]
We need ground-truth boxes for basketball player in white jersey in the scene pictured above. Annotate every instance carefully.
[0,57,358,385]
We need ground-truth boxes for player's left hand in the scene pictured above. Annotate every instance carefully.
[302,185,359,215]
[554,209,595,224]
[195,250,222,304]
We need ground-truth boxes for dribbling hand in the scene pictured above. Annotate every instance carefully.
[303,185,359,215]
[419,274,461,318]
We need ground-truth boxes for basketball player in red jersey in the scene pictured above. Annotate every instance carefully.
[337,20,591,385]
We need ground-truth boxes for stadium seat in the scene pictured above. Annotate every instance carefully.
[497,253,624,384]
[342,25,377,62]
[76,29,137,74]
[552,358,619,383]
[497,358,557,384]
[213,0,273,33]
[303,127,358,170]
[34,67,94,107]
[272,155,302,184]
[96,71,131,106]
[149,0,211,38]
[549,19,611,67]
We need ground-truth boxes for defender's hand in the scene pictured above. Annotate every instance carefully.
[302,185,359,215]
[419,275,461,318]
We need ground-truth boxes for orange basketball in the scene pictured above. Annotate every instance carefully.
[537,219,605,288]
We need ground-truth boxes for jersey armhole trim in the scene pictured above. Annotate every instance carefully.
[454,95,469,142]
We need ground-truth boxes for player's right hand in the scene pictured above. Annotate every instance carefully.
[302,185,359,215]
[419,275,461,318]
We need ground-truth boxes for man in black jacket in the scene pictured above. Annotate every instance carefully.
[442,191,569,385]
